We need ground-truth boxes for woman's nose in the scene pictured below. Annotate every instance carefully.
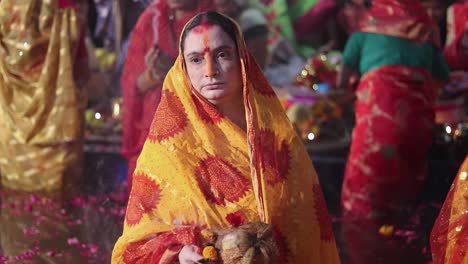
[204,52,217,77]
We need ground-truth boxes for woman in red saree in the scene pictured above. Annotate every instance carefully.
[121,0,213,190]
[443,1,468,70]
[337,0,450,220]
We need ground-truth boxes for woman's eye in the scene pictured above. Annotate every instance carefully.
[217,51,230,59]
[190,57,202,64]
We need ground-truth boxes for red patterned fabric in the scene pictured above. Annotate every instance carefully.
[339,0,440,47]
[123,226,200,264]
[313,184,334,241]
[147,90,188,142]
[195,156,250,205]
[255,129,290,186]
[341,65,435,218]
[192,94,224,124]
[121,0,214,189]
[272,226,290,264]
[444,3,468,70]
[126,173,162,225]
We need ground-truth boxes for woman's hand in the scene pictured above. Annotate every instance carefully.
[270,39,296,65]
[178,245,204,264]
[137,46,175,94]
[145,46,174,75]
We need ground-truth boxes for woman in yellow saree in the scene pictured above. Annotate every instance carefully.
[0,0,87,193]
[112,11,339,264]
[431,156,468,264]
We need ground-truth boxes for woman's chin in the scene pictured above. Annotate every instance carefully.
[202,92,227,104]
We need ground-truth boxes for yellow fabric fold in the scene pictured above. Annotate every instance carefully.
[0,0,85,191]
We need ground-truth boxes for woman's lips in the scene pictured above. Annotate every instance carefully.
[203,82,226,89]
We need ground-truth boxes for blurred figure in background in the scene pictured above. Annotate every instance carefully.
[215,0,269,68]
[0,0,88,262]
[121,0,213,191]
[262,0,340,58]
[443,0,468,71]
[0,0,88,194]
[420,0,451,45]
[291,0,341,54]
[338,0,450,221]
[337,1,450,262]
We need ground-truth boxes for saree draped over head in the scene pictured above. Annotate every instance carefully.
[431,156,468,264]
[0,0,87,192]
[340,0,443,218]
[339,0,441,47]
[112,14,340,264]
[444,2,468,70]
[121,0,213,186]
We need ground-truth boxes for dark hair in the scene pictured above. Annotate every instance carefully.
[180,11,238,53]
[344,0,372,8]
[364,0,372,8]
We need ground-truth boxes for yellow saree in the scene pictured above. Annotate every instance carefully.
[0,0,86,192]
[431,156,468,264]
[112,14,340,264]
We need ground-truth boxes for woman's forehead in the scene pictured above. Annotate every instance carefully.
[183,24,235,53]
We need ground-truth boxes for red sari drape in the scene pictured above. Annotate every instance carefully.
[121,0,213,188]
[443,2,468,70]
[340,0,440,219]
[342,65,436,218]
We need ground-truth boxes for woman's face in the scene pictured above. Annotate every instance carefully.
[183,24,242,106]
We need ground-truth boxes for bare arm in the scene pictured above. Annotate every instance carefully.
[337,64,358,90]
[136,69,164,94]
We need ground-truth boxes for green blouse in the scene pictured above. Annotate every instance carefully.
[342,32,450,80]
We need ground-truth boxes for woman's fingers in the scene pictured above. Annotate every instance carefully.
[179,245,203,264]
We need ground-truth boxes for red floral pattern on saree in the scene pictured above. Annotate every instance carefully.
[313,184,334,241]
[273,226,290,264]
[192,94,224,124]
[195,156,250,205]
[126,173,161,225]
[148,90,188,142]
[123,226,200,264]
[341,65,434,218]
[256,129,290,186]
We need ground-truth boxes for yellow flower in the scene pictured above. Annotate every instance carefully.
[202,246,218,260]
[378,225,395,236]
